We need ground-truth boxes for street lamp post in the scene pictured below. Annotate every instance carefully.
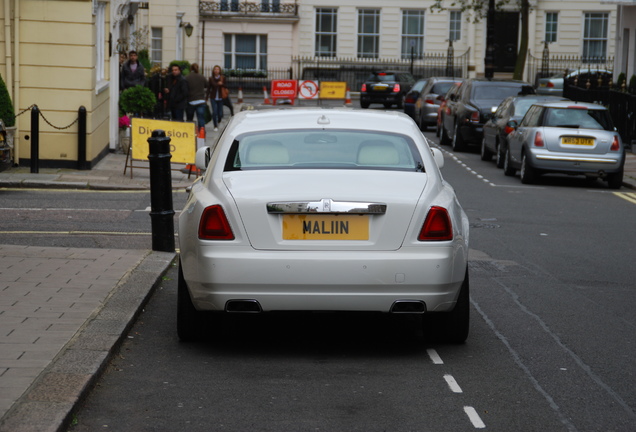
[484,0,496,79]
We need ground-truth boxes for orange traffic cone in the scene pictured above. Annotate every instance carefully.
[198,126,206,139]
[344,87,352,106]
[237,87,244,104]
[263,86,271,105]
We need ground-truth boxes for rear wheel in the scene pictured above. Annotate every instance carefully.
[452,123,466,152]
[480,137,493,161]
[495,141,505,168]
[177,260,205,342]
[440,124,451,146]
[423,270,470,344]
[383,102,393,109]
[520,153,537,184]
[360,101,370,109]
[503,147,516,176]
[606,170,624,189]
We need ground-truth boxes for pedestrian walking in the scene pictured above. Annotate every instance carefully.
[148,65,167,119]
[208,65,229,131]
[120,50,145,91]
[164,64,189,122]
[185,63,209,129]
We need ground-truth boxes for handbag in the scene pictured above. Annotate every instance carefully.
[221,86,229,100]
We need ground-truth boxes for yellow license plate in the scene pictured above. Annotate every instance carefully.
[282,214,369,240]
[562,137,594,146]
[373,85,389,91]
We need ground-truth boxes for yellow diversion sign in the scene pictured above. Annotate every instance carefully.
[131,118,196,163]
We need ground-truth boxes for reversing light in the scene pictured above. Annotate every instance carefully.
[393,84,401,93]
[418,206,453,241]
[534,131,545,147]
[198,205,235,240]
[610,135,620,151]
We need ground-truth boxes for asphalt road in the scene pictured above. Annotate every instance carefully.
[1,116,634,431]
[58,128,636,431]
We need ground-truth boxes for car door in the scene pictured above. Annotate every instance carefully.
[508,105,542,166]
[484,98,510,152]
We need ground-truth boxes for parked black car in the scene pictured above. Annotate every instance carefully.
[415,77,464,131]
[440,78,534,151]
[403,78,428,120]
[360,71,415,109]
[481,95,568,167]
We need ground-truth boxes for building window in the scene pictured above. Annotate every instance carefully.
[401,10,425,59]
[357,9,380,59]
[449,11,461,42]
[224,34,268,70]
[151,28,163,66]
[583,12,609,61]
[220,0,239,12]
[261,0,280,13]
[95,2,106,83]
[315,8,337,57]
[545,12,558,43]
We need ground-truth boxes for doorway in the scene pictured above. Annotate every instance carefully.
[494,12,519,73]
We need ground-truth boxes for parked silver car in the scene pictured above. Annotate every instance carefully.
[504,101,624,188]
[536,69,612,96]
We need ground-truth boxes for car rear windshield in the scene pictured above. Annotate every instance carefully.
[225,130,424,172]
[544,107,614,130]
[432,82,456,96]
[369,73,397,82]
[473,85,525,101]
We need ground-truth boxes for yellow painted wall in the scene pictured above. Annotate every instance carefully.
[0,0,111,167]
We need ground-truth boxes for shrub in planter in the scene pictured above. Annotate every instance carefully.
[0,73,15,127]
[119,85,156,117]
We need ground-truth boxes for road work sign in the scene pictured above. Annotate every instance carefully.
[131,118,196,164]
[271,80,298,105]
[319,82,347,99]
[298,80,319,100]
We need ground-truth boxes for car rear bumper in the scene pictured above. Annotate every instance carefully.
[528,148,624,173]
[459,122,483,143]
[181,246,466,313]
[361,93,402,104]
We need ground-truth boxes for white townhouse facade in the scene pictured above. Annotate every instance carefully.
[604,0,636,79]
[192,0,619,81]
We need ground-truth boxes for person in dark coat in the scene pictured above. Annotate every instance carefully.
[185,63,209,129]
[208,65,229,131]
[164,64,189,121]
[120,50,145,91]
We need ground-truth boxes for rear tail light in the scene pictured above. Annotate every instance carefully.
[199,205,235,240]
[470,111,480,123]
[361,83,367,92]
[418,206,453,241]
[547,82,555,88]
[504,125,514,135]
[610,135,620,151]
[393,84,401,93]
[534,131,545,147]
[425,98,435,105]
[405,96,415,104]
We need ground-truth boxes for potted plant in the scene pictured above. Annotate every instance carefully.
[119,85,156,117]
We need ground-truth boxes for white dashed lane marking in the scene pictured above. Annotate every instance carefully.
[464,406,487,429]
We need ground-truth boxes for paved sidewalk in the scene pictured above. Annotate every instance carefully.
[0,98,635,432]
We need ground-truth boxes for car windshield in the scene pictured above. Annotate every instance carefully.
[432,82,456,96]
[473,85,524,101]
[370,73,397,82]
[225,130,423,172]
[544,107,613,130]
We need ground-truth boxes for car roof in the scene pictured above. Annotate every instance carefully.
[469,78,530,85]
[509,95,568,103]
[427,77,465,82]
[226,107,420,136]
[532,101,607,110]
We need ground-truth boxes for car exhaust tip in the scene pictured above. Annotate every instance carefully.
[390,300,426,314]
[225,299,262,313]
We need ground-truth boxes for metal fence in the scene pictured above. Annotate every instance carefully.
[564,81,636,149]
[527,51,614,87]
[204,51,471,94]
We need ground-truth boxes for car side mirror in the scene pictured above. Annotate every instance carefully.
[507,120,518,130]
[431,147,444,169]
[195,146,211,169]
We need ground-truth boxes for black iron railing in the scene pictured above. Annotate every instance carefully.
[200,0,298,16]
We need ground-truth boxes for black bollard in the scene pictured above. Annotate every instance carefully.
[30,105,39,173]
[147,129,175,252]
[77,106,87,170]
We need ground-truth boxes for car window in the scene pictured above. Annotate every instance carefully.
[514,99,540,116]
[544,108,613,130]
[472,85,525,101]
[411,80,427,92]
[225,130,424,172]
[370,73,397,82]
[495,99,510,117]
[520,106,542,127]
[431,82,456,96]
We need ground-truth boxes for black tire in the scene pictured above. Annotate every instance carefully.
[177,260,205,342]
[360,101,370,109]
[435,123,441,137]
[495,141,505,169]
[423,270,470,344]
[440,124,451,146]
[480,137,493,161]
[520,153,537,184]
[606,170,623,189]
[452,123,466,152]
[503,147,516,176]
[383,102,392,109]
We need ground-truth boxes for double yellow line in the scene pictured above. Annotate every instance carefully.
[614,192,636,204]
